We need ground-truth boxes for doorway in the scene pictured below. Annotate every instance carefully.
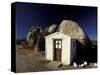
[54,39,62,61]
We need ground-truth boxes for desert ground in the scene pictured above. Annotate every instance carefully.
[16,44,97,73]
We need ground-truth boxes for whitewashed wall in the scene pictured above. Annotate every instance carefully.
[45,32,74,65]
[61,37,71,65]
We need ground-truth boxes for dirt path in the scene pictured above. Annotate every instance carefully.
[16,45,50,72]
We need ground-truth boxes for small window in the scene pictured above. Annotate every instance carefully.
[58,41,61,48]
[55,41,59,48]
[55,40,61,49]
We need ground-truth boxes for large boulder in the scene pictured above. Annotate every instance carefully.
[58,20,92,62]
[26,32,34,48]
[26,26,43,51]
[43,24,57,37]
[48,24,57,33]
[58,20,91,47]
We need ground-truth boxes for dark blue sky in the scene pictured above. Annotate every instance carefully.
[15,2,97,40]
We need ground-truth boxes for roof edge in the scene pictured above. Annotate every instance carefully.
[45,32,71,39]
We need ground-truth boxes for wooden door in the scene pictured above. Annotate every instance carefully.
[54,39,62,61]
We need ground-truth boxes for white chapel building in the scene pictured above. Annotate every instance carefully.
[45,32,76,65]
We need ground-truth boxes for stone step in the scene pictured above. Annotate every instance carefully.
[45,61,63,69]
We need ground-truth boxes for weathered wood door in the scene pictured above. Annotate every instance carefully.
[54,39,62,61]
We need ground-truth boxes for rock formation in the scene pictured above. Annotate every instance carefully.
[43,24,57,37]
[58,20,92,47]
[57,20,92,62]
[48,24,57,33]
[26,26,43,51]
[26,32,34,48]
[26,20,92,58]
[26,24,57,51]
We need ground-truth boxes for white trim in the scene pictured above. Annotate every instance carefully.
[45,32,71,39]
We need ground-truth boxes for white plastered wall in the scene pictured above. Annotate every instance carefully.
[45,32,72,65]
[62,37,71,65]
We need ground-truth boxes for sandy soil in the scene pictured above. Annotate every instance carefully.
[16,45,51,72]
[16,45,97,73]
